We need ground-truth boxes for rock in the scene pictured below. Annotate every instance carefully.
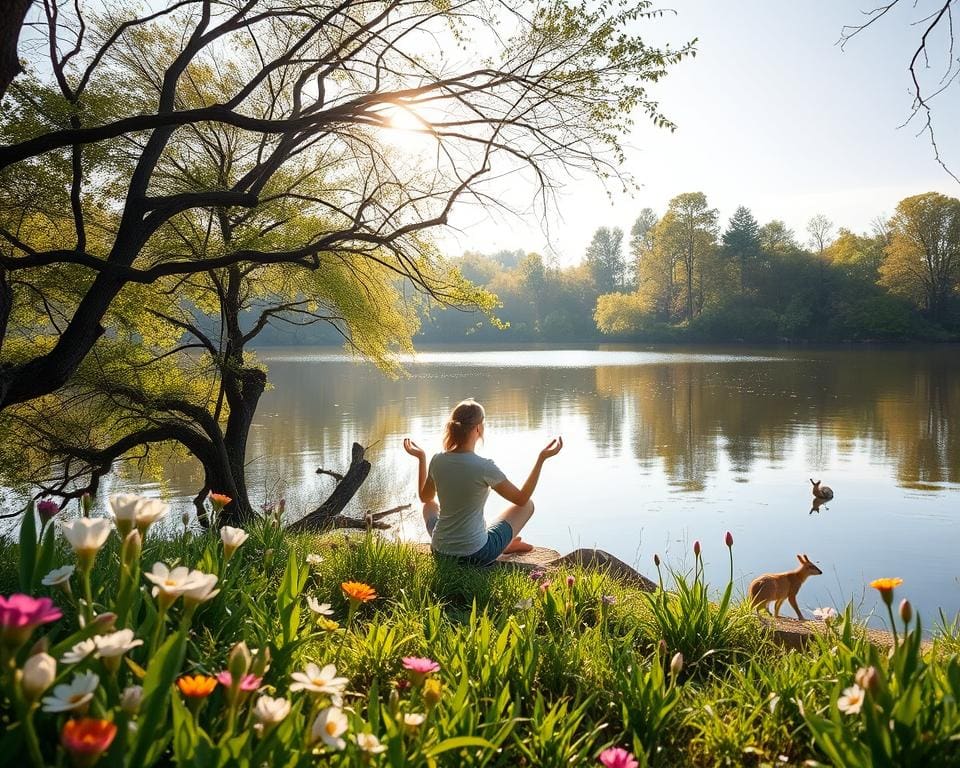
[760,615,929,651]
[550,548,657,591]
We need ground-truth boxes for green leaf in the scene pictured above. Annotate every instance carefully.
[424,736,497,757]
[128,628,188,767]
[32,520,57,591]
[18,501,38,592]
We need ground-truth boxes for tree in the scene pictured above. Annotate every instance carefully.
[661,193,718,321]
[759,220,798,253]
[0,0,32,102]
[0,0,694,418]
[628,208,658,289]
[721,205,762,293]
[806,214,835,257]
[584,226,625,293]
[879,192,960,321]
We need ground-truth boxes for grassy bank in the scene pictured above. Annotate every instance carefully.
[1,512,958,767]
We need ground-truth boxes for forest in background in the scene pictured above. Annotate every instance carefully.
[258,190,960,345]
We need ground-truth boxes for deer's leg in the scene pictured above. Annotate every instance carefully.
[788,594,804,621]
[774,598,785,617]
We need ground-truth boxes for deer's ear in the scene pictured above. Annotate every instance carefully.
[797,554,805,564]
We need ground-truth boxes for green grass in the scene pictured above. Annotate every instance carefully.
[3,521,960,767]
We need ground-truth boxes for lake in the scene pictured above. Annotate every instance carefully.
[129,345,960,626]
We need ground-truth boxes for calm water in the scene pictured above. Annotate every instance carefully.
[124,345,959,625]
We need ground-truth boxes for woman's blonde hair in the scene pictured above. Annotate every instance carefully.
[443,399,485,451]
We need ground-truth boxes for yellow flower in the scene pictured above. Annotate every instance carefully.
[341,582,377,604]
[316,616,340,632]
[869,577,903,606]
[423,678,442,709]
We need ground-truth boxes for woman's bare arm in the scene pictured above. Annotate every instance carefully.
[403,438,436,502]
[492,437,563,505]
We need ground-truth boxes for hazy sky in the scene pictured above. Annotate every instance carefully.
[440,0,960,266]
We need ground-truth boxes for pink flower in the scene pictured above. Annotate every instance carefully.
[215,671,262,692]
[725,531,733,548]
[529,570,546,581]
[402,657,440,675]
[693,540,701,557]
[37,500,60,524]
[539,580,552,591]
[566,575,575,588]
[599,747,639,768]
[0,594,62,647]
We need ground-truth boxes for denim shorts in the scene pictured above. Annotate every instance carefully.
[431,520,514,567]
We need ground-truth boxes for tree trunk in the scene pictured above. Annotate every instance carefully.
[214,367,266,525]
[287,443,371,532]
[0,0,32,103]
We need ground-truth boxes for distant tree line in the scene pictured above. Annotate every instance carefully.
[416,191,960,343]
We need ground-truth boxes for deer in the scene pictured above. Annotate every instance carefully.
[748,554,823,621]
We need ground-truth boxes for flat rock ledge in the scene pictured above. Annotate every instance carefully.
[761,615,916,651]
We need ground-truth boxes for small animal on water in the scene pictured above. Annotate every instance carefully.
[809,496,828,515]
[748,554,823,621]
[810,478,834,500]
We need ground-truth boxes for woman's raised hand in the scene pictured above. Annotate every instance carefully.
[403,437,426,459]
[539,436,563,461]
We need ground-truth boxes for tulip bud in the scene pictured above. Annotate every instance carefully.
[120,685,143,715]
[81,491,93,517]
[388,687,400,716]
[670,652,684,677]
[855,666,879,693]
[899,599,912,625]
[725,531,733,548]
[566,575,575,588]
[693,540,701,557]
[181,511,190,529]
[93,612,117,632]
[653,553,660,568]
[658,639,667,658]
[37,499,60,525]
[21,652,56,701]
[121,529,141,569]
[228,641,252,681]
[251,646,271,678]
[264,548,275,570]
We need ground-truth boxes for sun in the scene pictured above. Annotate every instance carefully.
[378,104,438,153]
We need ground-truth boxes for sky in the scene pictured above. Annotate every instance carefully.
[439,0,960,266]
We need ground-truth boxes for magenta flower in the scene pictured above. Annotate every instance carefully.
[539,580,552,591]
[602,595,617,606]
[402,657,440,675]
[566,575,575,588]
[529,570,546,581]
[724,531,734,548]
[37,499,60,524]
[215,671,262,692]
[599,747,639,768]
[0,594,62,647]
[693,540,701,557]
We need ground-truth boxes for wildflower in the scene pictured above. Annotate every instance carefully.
[176,675,217,698]
[307,597,334,616]
[602,595,617,605]
[316,616,340,632]
[899,598,912,624]
[41,670,99,713]
[62,518,113,573]
[670,652,684,677]
[403,712,425,731]
[93,629,142,671]
[566,575,575,588]
[143,563,207,608]
[869,577,903,606]
[215,671,262,692]
[725,531,733,547]
[355,732,387,754]
[514,598,533,610]
[341,581,377,604]
[599,747,639,768]
[208,492,232,511]
[0,593,63,651]
[423,677,442,709]
[693,540,701,557]
[227,641,253,679]
[402,656,439,686]
[61,718,117,766]
[311,706,348,750]
[37,499,60,524]
[306,553,324,566]
[855,666,879,693]
[120,530,141,570]
[837,684,865,715]
[290,662,348,695]
[539,580,552,591]
[120,685,143,715]
[41,565,76,588]
[61,638,97,665]
[812,606,838,622]
[253,695,291,725]
[220,526,249,561]
[22,652,56,702]
[182,572,220,607]
[107,493,168,538]
[529,569,546,581]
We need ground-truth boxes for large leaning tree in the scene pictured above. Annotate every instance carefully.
[0,0,692,524]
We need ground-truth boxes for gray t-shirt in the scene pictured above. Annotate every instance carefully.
[429,451,507,556]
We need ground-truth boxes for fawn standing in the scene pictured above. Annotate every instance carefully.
[748,554,823,620]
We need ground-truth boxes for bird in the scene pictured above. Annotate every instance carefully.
[810,478,834,500]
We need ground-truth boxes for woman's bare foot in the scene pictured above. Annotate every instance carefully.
[503,536,534,554]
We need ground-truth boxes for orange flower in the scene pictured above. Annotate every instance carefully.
[869,577,903,606]
[208,492,232,509]
[61,718,117,766]
[341,581,377,604]
[176,674,218,698]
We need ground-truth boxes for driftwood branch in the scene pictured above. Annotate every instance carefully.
[287,442,371,532]
[315,467,345,482]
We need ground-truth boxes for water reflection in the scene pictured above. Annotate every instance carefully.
[114,345,959,621]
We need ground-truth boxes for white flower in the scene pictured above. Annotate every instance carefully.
[220,526,249,559]
[61,517,112,556]
[22,653,56,701]
[41,564,75,587]
[403,712,425,730]
[41,670,99,713]
[253,695,291,725]
[311,706,348,750]
[182,571,220,606]
[108,493,169,536]
[290,662,348,695]
[837,684,865,715]
[812,606,838,622]
[307,597,334,616]
[93,629,143,658]
[120,685,143,715]
[61,638,97,665]
[354,732,387,754]
[306,553,324,566]
[143,562,206,601]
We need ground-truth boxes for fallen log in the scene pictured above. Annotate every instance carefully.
[287,442,371,532]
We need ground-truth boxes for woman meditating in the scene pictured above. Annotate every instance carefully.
[403,398,563,565]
